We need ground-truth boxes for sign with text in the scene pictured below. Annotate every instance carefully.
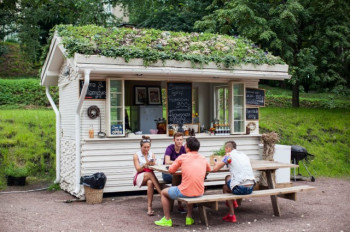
[80,80,106,99]
[167,82,192,124]
[246,108,259,120]
[246,88,265,106]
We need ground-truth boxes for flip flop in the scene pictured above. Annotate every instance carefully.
[147,210,155,216]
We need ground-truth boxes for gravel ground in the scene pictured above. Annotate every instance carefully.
[0,177,349,232]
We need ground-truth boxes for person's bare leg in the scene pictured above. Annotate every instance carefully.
[186,204,194,218]
[223,175,234,215]
[143,172,162,194]
[161,188,171,219]
[147,180,154,213]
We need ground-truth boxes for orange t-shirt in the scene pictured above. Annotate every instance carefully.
[169,152,211,197]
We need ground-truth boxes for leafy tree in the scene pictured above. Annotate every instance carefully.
[115,0,212,32]
[195,0,349,107]
[3,0,121,64]
[0,0,19,41]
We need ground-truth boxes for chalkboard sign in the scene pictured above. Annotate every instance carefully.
[80,80,106,99]
[246,88,265,106]
[167,82,192,124]
[246,108,259,120]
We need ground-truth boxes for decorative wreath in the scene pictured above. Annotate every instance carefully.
[87,105,100,119]
[247,122,257,131]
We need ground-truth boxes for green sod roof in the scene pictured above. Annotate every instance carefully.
[55,24,285,68]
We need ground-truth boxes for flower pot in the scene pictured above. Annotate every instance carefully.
[6,176,26,186]
[209,155,223,166]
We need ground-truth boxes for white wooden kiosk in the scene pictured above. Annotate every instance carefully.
[41,26,290,197]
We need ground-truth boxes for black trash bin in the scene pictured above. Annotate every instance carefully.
[80,172,107,204]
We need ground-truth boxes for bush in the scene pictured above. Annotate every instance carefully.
[0,78,58,107]
[4,163,29,177]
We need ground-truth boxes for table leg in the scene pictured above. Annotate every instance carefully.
[198,205,209,227]
[266,170,280,216]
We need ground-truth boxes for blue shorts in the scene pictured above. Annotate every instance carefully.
[167,186,201,200]
[162,173,172,184]
[227,179,254,195]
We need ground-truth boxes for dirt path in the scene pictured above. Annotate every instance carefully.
[0,177,349,232]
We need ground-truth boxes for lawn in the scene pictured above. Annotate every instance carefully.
[260,107,350,178]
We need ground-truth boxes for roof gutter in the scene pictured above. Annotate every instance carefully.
[73,69,90,195]
[75,64,290,81]
[45,87,60,183]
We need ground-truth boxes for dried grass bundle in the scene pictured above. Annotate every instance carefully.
[260,132,279,187]
[261,132,280,161]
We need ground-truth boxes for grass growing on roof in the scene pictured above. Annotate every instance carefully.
[51,24,285,67]
[260,107,350,178]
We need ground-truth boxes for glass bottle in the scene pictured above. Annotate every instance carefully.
[89,125,94,138]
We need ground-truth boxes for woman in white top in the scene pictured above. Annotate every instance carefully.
[212,140,255,223]
[133,136,162,216]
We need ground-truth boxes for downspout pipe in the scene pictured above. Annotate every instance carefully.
[74,69,90,195]
[45,86,60,183]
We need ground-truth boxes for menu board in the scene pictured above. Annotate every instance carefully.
[246,108,259,120]
[167,82,192,124]
[246,88,265,106]
[80,80,106,99]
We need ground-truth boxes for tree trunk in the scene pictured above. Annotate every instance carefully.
[292,82,300,107]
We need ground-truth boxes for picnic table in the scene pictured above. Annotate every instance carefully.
[150,159,315,226]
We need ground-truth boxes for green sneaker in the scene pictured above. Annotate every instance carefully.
[186,217,194,225]
[155,216,172,227]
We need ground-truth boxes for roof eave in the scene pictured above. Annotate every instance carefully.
[40,34,65,86]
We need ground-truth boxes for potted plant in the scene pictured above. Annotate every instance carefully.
[209,146,226,166]
[5,163,29,186]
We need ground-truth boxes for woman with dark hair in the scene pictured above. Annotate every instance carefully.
[133,136,162,216]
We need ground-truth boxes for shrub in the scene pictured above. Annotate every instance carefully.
[0,78,58,107]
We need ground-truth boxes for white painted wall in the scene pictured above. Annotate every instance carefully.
[81,135,261,193]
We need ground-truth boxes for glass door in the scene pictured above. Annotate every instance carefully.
[229,82,245,134]
[107,79,125,136]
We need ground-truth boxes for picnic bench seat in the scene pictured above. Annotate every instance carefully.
[178,185,316,227]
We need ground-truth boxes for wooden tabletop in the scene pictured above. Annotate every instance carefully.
[149,159,298,175]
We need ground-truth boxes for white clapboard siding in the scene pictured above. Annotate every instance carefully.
[80,100,106,139]
[81,135,261,193]
[60,79,79,139]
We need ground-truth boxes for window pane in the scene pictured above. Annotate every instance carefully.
[234,96,244,107]
[110,80,122,92]
[232,83,245,133]
[234,121,245,132]
[234,84,244,95]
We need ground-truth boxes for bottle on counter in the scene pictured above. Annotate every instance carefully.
[89,125,94,138]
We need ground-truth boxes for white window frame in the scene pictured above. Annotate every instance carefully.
[106,78,125,137]
[228,82,246,134]
[214,85,229,124]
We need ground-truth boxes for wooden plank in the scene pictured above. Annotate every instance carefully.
[266,170,280,216]
[198,205,208,227]
[178,185,315,204]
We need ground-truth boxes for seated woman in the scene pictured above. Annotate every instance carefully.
[133,135,162,216]
[212,141,255,223]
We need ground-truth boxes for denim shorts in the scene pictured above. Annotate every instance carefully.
[162,173,172,184]
[168,186,201,200]
[227,179,254,195]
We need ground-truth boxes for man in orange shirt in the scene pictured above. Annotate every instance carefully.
[155,137,211,227]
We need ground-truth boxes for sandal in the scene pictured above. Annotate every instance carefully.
[147,210,155,216]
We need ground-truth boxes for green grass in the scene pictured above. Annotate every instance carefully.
[0,110,56,189]
[261,84,350,109]
[260,107,350,178]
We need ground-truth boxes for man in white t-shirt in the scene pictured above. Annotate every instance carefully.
[212,140,255,223]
